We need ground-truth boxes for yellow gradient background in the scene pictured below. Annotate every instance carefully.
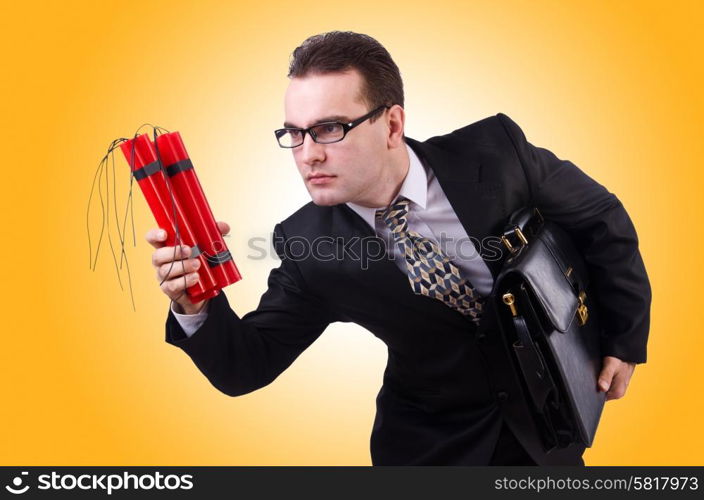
[1,0,702,465]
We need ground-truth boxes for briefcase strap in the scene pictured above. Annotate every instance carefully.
[501,207,543,254]
[503,291,558,413]
[502,288,568,450]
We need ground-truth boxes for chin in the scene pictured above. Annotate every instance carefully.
[311,197,342,207]
[309,190,346,207]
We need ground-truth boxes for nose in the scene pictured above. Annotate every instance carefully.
[298,131,326,166]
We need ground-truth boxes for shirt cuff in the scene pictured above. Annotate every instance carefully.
[170,301,209,337]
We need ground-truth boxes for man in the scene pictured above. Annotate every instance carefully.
[146,32,650,465]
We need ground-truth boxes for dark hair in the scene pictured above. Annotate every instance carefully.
[288,31,404,115]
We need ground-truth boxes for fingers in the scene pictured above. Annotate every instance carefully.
[597,356,619,393]
[152,244,191,268]
[145,228,168,249]
[149,242,201,302]
[159,271,201,300]
[147,223,230,247]
[605,375,629,401]
[147,224,228,304]
[598,357,636,401]
[156,257,201,281]
[216,220,231,236]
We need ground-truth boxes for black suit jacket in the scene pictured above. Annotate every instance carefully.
[165,113,651,465]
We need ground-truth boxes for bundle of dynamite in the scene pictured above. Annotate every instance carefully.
[88,125,242,308]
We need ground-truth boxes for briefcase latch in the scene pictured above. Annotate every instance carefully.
[502,293,518,317]
[577,291,589,326]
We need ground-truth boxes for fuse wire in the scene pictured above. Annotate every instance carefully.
[87,124,191,311]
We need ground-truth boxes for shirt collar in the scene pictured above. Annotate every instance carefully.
[346,143,428,230]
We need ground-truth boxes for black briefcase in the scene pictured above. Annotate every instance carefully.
[493,207,605,451]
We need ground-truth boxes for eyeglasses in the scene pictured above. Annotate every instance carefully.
[274,105,390,148]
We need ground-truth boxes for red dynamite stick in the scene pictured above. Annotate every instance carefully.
[120,134,220,303]
[154,132,242,290]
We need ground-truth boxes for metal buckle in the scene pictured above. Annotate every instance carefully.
[501,226,529,254]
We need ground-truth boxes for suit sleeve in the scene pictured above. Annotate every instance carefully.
[496,113,651,363]
[164,222,335,395]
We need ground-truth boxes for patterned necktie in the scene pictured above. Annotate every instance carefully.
[376,198,484,321]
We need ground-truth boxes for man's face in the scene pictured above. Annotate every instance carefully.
[284,69,390,207]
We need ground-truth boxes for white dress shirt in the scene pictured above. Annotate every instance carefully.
[347,144,494,295]
[172,144,494,337]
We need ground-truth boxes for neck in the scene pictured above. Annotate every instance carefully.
[353,145,410,208]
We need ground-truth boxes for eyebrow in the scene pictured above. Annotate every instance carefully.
[283,115,351,128]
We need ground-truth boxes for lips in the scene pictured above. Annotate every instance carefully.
[307,173,336,185]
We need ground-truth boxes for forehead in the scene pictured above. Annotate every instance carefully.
[284,70,367,127]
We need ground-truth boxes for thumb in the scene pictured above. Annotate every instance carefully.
[598,358,618,392]
[216,221,231,236]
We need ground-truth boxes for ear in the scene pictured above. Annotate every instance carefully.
[386,105,405,149]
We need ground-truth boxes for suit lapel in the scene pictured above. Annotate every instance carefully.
[331,203,411,292]
[406,137,507,278]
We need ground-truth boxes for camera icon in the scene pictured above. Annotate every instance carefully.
[5,471,30,494]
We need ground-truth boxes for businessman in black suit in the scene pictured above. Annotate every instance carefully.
[146,32,650,465]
